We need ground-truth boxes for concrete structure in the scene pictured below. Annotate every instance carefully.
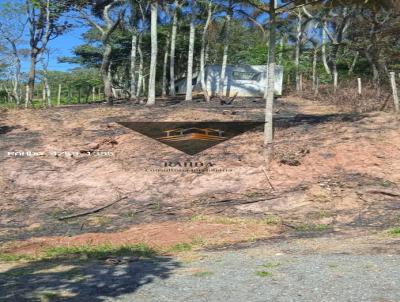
[175,65,284,97]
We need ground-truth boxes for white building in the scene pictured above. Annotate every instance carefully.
[175,65,284,97]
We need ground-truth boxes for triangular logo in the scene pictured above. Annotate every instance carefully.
[118,121,264,155]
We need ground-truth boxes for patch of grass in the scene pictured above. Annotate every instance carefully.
[125,211,137,218]
[263,215,282,225]
[87,216,111,227]
[262,261,281,269]
[190,236,205,246]
[312,194,331,203]
[191,214,281,226]
[256,270,273,277]
[190,215,242,225]
[328,263,338,268]
[0,253,34,262]
[9,208,23,214]
[295,224,330,232]
[380,179,394,188]
[387,227,400,236]
[37,291,60,302]
[192,271,214,277]
[168,243,192,253]
[43,243,156,260]
[245,191,263,198]
[308,210,334,219]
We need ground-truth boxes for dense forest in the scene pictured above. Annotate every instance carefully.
[0,0,399,139]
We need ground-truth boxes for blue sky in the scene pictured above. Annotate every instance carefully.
[29,26,86,72]
[0,0,87,73]
[19,22,87,73]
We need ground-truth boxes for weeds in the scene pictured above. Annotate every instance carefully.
[387,227,400,236]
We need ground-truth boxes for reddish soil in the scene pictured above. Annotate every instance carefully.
[1,96,400,254]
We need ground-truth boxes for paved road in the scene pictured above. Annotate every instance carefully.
[1,238,400,302]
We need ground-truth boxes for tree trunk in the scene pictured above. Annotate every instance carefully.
[92,87,96,102]
[219,4,232,97]
[295,9,303,92]
[279,36,284,65]
[27,52,38,106]
[312,46,318,90]
[365,48,379,85]
[169,1,178,97]
[348,51,359,75]
[101,43,113,105]
[25,85,30,108]
[44,77,51,107]
[264,0,276,146]
[321,22,331,76]
[185,1,196,101]
[162,34,170,97]
[390,72,399,112]
[58,84,62,106]
[10,41,21,104]
[200,1,212,102]
[136,35,144,97]
[331,44,339,92]
[42,85,46,107]
[147,2,158,106]
[130,32,138,100]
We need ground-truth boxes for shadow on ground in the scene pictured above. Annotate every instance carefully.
[0,256,180,301]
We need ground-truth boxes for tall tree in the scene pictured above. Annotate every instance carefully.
[218,0,233,96]
[147,1,158,106]
[78,0,125,106]
[169,0,182,97]
[200,0,214,102]
[25,0,71,106]
[0,1,26,104]
[185,0,196,101]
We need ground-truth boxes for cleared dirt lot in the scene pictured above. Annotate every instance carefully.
[1,96,400,253]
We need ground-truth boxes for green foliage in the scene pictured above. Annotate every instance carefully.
[256,270,273,277]
[388,227,400,236]
[168,243,192,252]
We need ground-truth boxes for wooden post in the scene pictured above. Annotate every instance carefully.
[25,85,29,108]
[57,84,62,106]
[357,78,362,95]
[390,72,399,112]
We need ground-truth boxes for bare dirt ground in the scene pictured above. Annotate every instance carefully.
[1,95,400,255]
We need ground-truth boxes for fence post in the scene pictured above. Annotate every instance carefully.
[357,78,362,95]
[57,84,62,106]
[390,72,399,112]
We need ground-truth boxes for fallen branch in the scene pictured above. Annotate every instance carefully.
[262,167,276,191]
[208,194,285,206]
[58,196,128,220]
[364,189,400,197]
